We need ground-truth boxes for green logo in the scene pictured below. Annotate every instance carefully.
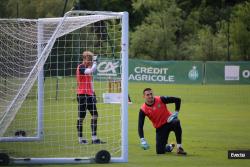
[188,66,199,80]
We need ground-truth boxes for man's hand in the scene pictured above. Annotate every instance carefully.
[140,138,150,150]
[93,56,97,62]
[167,111,179,123]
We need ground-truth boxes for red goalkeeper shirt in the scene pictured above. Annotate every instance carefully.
[76,64,94,95]
[140,96,171,128]
[138,96,181,138]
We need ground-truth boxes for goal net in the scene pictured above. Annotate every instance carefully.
[0,11,128,164]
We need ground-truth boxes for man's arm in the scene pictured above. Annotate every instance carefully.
[138,109,145,138]
[160,96,181,111]
[138,109,150,150]
[79,62,97,75]
[161,96,181,123]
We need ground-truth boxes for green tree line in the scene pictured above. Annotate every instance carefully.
[0,0,250,61]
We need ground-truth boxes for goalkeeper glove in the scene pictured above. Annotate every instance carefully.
[167,111,179,123]
[140,138,150,150]
[93,56,98,62]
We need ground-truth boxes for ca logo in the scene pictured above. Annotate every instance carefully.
[97,61,120,76]
[188,66,199,80]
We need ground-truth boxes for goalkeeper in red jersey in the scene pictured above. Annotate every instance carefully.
[138,88,187,155]
[76,51,105,144]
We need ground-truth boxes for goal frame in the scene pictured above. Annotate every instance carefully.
[1,10,128,164]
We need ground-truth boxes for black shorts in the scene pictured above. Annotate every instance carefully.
[77,94,98,118]
[155,119,182,154]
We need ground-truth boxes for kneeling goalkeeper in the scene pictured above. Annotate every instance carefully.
[138,88,187,155]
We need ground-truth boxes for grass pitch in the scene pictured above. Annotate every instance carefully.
[126,83,250,167]
[1,82,250,167]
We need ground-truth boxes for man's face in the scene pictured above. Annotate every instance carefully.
[143,90,154,104]
[84,57,93,67]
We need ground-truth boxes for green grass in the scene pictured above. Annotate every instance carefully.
[1,81,250,167]
[126,83,250,167]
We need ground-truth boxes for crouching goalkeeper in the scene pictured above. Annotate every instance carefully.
[138,88,187,155]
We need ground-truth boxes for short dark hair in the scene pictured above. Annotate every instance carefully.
[143,88,152,94]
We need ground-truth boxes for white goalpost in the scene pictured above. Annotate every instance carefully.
[0,10,128,165]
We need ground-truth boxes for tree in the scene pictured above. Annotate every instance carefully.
[2,0,75,18]
[0,0,10,18]
[75,0,135,29]
[230,2,250,60]
[130,0,183,60]
[189,25,227,60]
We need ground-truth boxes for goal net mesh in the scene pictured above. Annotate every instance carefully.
[0,11,124,158]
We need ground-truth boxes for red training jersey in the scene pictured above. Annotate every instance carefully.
[140,96,172,128]
[76,64,94,95]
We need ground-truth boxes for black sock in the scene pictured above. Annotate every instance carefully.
[91,118,97,137]
[77,119,83,138]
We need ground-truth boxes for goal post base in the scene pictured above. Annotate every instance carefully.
[0,136,42,142]
[10,157,127,165]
